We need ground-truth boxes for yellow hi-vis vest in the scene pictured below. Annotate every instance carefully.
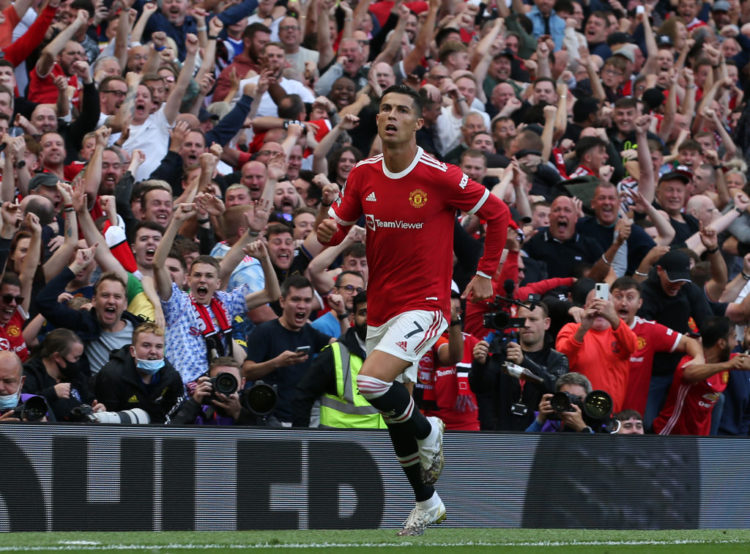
[319,342,387,429]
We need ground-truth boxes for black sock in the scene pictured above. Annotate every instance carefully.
[358,375,437,501]
[388,423,435,502]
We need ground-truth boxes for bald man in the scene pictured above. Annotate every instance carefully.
[524,196,608,279]
[0,351,50,422]
[686,195,720,228]
[240,160,268,200]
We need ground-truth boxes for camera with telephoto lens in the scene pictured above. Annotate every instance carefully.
[210,372,239,397]
[11,396,47,422]
[550,389,613,427]
[68,404,151,424]
[240,381,278,416]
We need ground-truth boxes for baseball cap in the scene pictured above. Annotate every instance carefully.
[197,107,218,123]
[494,48,515,61]
[713,0,730,11]
[613,45,636,64]
[657,250,691,283]
[29,173,61,190]
[607,32,632,47]
[659,166,692,185]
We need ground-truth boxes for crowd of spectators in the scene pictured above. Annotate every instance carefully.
[1,0,750,436]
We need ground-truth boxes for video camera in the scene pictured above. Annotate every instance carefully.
[484,280,541,358]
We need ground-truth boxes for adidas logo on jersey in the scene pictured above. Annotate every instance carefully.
[366,192,377,202]
[396,340,408,351]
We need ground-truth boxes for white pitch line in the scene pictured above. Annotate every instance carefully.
[0,539,746,551]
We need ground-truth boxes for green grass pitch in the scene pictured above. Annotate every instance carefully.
[1,529,750,553]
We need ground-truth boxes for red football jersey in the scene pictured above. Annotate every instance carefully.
[622,317,682,416]
[0,310,29,361]
[653,355,728,436]
[329,147,509,326]
[430,332,480,431]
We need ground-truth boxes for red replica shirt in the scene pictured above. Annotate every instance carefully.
[28,63,80,109]
[569,165,595,178]
[427,333,480,431]
[329,147,510,326]
[623,317,683,416]
[0,310,29,361]
[653,355,727,436]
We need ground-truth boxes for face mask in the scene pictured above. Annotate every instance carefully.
[58,359,83,380]
[135,358,165,375]
[0,390,19,411]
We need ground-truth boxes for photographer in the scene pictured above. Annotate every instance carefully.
[169,358,256,425]
[0,351,53,423]
[470,302,568,431]
[94,322,184,423]
[22,329,100,422]
[525,372,595,433]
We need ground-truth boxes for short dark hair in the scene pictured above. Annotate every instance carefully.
[209,356,241,374]
[533,77,556,89]
[614,97,638,110]
[243,22,272,40]
[342,242,366,259]
[678,139,702,153]
[71,0,95,18]
[614,409,643,422]
[380,84,423,117]
[353,290,367,312]
[278,94,304,119]
[611,276,641,294]
[1,272,21,288]
[280,274,312,297]
[131,221,165,242]
[701,316,731,349]
[575,136,608,159]
[335,271,364,286]
[166,248,187,271]
[265,222,293,240]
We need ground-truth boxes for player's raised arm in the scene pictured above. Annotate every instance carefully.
[464,187,511,303]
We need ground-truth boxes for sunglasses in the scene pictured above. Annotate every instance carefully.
[338,285,364,294]
[1,294,24,305]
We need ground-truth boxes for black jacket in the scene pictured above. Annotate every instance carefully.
[470,342,569,431]
[35,267,144,342]
[94,346,184,423]
[22,357,94,421]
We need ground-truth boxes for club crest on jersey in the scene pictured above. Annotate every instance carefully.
[409,189,428,208]
[365,213,376,231]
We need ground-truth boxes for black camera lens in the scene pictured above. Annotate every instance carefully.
[550,391,573,413]
[19,396,47,421]
[241,382,277,416]
[583,390,613,420]
[212,372,239,395]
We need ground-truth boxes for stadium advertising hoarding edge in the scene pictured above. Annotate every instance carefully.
[1,425,749,531]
